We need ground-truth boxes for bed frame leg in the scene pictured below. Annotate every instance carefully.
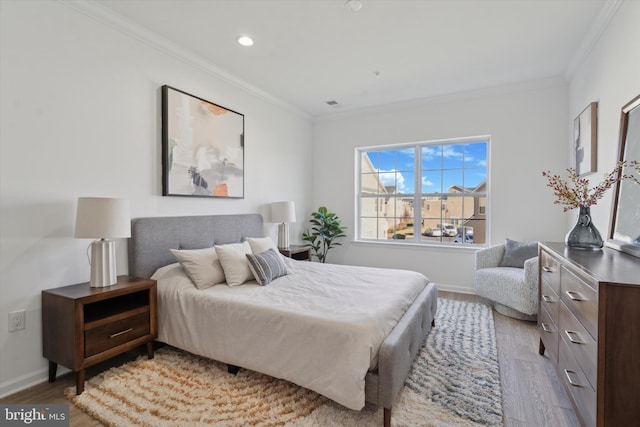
[227,365,239,375]
[384,407,391,427]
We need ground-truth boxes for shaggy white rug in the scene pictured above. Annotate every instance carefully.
[67,298,502,426]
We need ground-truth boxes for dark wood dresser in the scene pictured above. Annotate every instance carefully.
[537,242,640,427]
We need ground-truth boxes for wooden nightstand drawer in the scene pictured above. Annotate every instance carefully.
[85,312,150,357]
[43,276,157,394]
[279,245,311,261]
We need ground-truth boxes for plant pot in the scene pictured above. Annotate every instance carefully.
[565,206,603,250]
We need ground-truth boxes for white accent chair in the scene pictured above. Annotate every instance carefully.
[474,243,539,321]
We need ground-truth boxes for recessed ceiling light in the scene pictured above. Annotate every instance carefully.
[344,0,362,12]
[237,36,254,47]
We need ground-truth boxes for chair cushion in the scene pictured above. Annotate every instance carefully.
[474,267,537,315]
[500,238,538,268]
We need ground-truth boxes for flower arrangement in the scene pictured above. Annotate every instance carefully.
[542,160,640,212]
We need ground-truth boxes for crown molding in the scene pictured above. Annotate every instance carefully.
[563,0,623,80]
[56,0,311,120]
[314,76,568,123]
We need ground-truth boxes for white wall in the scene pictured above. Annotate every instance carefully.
[568,0,640,233]
[310,1,640,297]
[0,1,312,396]
[312,80,569,292]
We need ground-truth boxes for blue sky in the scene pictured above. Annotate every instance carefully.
[364,142,487,194]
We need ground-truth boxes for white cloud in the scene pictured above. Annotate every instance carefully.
[422,177,433,186]
[378,169,406,193]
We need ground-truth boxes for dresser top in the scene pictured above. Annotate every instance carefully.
[541,242,640,286]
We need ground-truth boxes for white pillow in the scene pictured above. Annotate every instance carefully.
[245,237,277,254]
[215,241,254,287]
[170,247,225,289]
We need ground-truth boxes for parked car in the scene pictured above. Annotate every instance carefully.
[454,233,474,243]
[438,223,457,237]
[422,228,442,237]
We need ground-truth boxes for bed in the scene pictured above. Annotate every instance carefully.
[128,214,437,427]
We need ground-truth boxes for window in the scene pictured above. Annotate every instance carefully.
[357,137,488,245]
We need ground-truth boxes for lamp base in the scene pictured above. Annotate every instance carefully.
[277,223,290,250]
[90,239,117,287]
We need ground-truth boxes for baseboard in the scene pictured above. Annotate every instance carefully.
[0,366,70,399]
[436,283,475,295]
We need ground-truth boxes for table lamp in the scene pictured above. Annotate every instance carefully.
[271,201,296,250]
[75,197,131,287]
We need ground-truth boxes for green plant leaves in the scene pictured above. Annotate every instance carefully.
[302,206,347,263]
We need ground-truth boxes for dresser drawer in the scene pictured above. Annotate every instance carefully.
[539,303,559,363]
[559,301,597,389]
[540,279,560,322]
[560,267,598,339]
[540,250,561,294]
[559,338,596,427]
[85,312,150,357]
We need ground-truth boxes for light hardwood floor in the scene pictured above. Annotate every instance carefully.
[1,291,579,427]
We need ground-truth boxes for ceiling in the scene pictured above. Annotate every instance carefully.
[95,0,609,117]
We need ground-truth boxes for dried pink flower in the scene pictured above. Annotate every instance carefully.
[542,160,640,212]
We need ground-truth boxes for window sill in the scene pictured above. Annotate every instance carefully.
[352,239,487,252]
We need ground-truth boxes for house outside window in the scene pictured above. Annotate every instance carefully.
[356,137,489,245]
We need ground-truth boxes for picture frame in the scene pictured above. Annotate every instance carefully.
[162,85,245,198]
[573,101,597,176]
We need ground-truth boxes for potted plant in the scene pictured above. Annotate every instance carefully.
[542,160,639,249]
[302,206,347,263]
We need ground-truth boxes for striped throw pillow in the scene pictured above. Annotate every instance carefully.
[246,248,288,285]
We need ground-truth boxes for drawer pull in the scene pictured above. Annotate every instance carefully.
[541,323,553,333]
[564,369,584,387]
[110,328,133,339]
[565,291,583,301]
[542,295,554,303]
[564,330,584,345]
[542,266,554,273]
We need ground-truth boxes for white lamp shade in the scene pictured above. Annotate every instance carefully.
[271,201,296,223]
[75,197,131,239]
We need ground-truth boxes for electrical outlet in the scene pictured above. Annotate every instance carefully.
[9,310,26,332]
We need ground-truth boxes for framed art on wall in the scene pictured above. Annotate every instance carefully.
[573,101,597,176]
[162,85,245,198]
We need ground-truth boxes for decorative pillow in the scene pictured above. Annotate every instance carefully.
[245,237,277,254]
[246,248,288,286]
[215,241,254,287]
[170,247,225,289]
[500,238,539,268]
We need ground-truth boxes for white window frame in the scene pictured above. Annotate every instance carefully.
[355,135,490,247]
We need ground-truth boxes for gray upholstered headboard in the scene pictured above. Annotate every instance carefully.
[128,214,264,278]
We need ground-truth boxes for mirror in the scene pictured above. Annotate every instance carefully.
[607,94,640,258]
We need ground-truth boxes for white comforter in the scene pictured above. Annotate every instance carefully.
[151,257,428,410]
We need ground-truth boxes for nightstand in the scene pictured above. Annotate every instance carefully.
[279,245,312,261]
[42,276,157,394]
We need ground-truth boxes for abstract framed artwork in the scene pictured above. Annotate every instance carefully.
[573,101,597,177]
[162,85,244,198]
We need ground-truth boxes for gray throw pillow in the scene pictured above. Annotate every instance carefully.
[500,238,538,268]
[246,248,288,286]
